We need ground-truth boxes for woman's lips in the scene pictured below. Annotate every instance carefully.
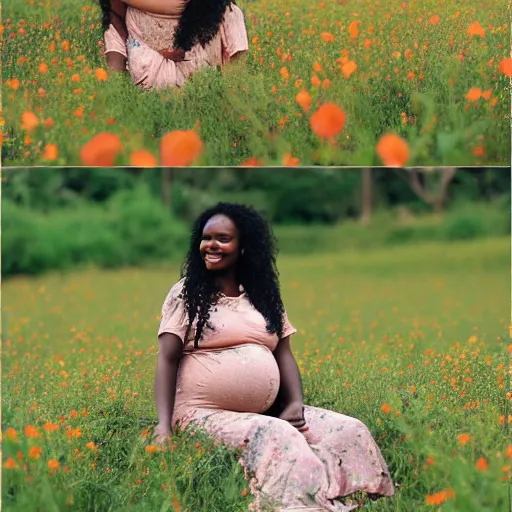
[205,253,222,263]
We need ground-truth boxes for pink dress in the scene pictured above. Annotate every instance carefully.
[103,1,249,90]
[158,280,395,512]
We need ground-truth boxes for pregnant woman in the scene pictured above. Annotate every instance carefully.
[99,0,248,89]
[154,203,395,512]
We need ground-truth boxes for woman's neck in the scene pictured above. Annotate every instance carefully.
[214,271,240,297]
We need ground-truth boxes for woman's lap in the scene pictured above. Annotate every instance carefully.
[181,405,394,511]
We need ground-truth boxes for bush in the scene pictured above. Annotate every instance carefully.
[442,203,508,241]
[1,187,189,278]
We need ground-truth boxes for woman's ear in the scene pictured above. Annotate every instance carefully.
[241,248,245,255]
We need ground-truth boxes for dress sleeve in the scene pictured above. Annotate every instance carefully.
[104,23,128,58]
[282,310,297,339]
[103,0,128,57]
[158,281,189,343]
[220,3,249,61]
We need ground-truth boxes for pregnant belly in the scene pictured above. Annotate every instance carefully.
[175,344,280,414]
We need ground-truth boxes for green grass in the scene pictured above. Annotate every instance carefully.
[2,238,510,511]
[2,0,510,166]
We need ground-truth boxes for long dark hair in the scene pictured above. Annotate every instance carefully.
[98,0,236,53]
[180,202,285,348]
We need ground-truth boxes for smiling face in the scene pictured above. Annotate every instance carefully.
[200,214,241,272]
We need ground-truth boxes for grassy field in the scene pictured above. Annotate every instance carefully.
[2,238,511,511]
[2,0,510,166]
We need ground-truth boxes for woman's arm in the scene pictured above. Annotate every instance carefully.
[153,333,183,443]
[273,336,307,431]
[105,0,128,71]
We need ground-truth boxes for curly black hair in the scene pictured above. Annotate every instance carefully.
[180,202,286,349]
[98,0,237,53]
[99,0,111,31]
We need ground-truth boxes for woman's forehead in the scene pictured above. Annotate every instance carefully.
[203,214,237,233]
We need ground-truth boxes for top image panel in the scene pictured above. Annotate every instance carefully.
[2,0,510,167]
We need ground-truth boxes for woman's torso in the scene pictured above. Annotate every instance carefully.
[126,4,223,64]
[170,288,285,426]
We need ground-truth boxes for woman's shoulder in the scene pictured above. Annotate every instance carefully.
[167,278,185,298]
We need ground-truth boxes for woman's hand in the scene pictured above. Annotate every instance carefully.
[159,48,186,62]
[273,336,308,432]
[153,423,171,446]
[279,401,308,432]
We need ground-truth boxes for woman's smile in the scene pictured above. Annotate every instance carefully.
[204,252,223,264]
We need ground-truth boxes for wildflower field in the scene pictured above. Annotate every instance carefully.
[2,237,511,511]
[2,0,511,167]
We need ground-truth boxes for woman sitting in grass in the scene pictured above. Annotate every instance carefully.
[99,0,248,90]
[154,202,395,512]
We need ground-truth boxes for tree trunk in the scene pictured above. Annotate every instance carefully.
[360,168,372,225]
[395,168,457,214]
[161,168,173,212]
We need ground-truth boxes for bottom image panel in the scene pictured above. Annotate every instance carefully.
[2,167,510,512]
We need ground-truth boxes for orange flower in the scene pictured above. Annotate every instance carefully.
[39,63,48,74]
[348,20,361,38]
[43,422,59,432]
[48,459,60,470]
[425,489,455,505]
[29,447,42,459]
[145,445,157,453]
[341,60,357,79]
[295,89,312,112]
[381,403,391,414]
[8,78,20,91]
[282,153,300,166]
[311,74,321,87]
[310,103,346,139]
[468,21,485,37]
[24,425,41,438]
[473,145,484,157]
[376,134,409,167]
[498,58,512,77]
[21,112,39,132]
[313,62,323,73]
[71,74,80,83]
[465,88,481,101]
[130,150,157,167]
[95,68,108,81]
[240,157,261,167]
[5,428,19,442]
[321,32,334,42]
[4,457,17,469]
[475,457,488,472]
[80,133,123,166]
[481,89,492,100]
[457,433,471,446]
[429,15,440,25]
[160,130,203,167]
[322,79,331,89]
[506,445,512,459]
[86,442,98,451]
[43,144,58,161]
